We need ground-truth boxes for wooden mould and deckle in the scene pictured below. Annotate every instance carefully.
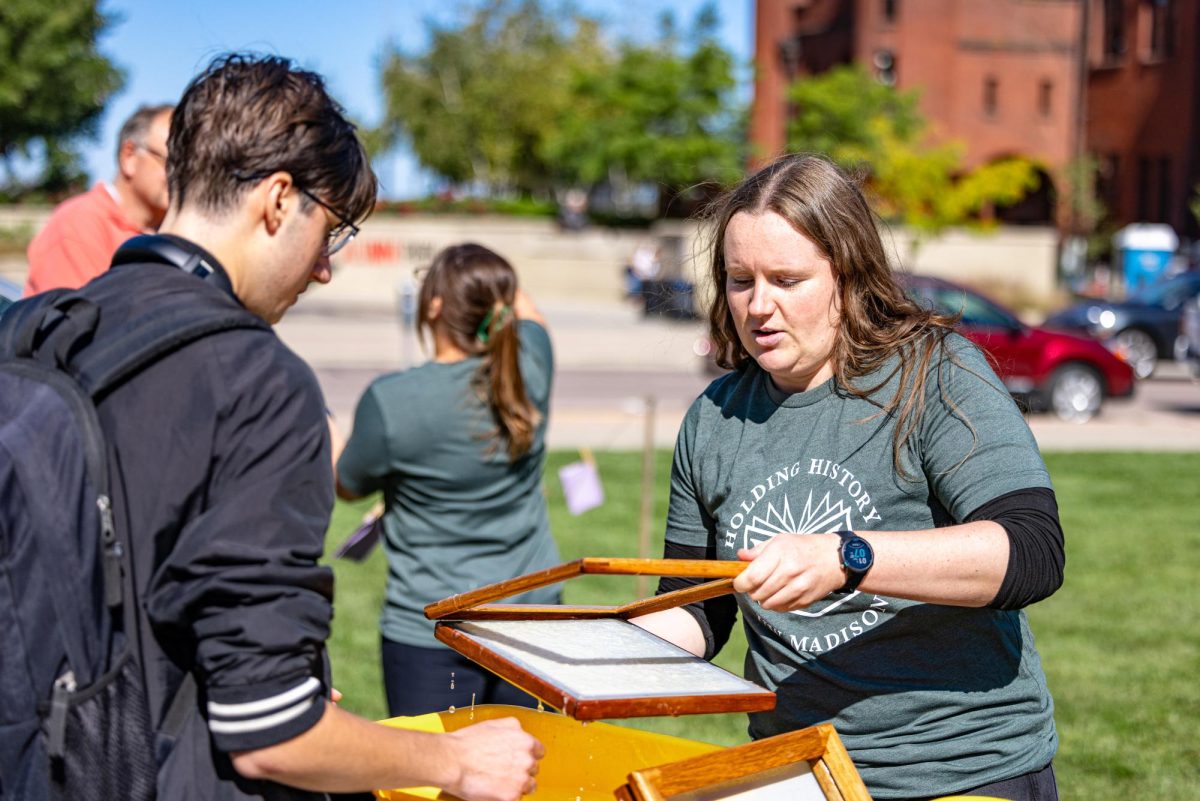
[617,723,872,801]
[424,557,776,721]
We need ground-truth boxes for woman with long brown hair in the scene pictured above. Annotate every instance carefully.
[337,242,559,716]
[634,155,1063,801]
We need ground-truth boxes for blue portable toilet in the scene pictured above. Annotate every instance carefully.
[1113,224,1178,294]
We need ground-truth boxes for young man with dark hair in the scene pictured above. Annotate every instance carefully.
[10,53,543,800]
[24,103,174,296]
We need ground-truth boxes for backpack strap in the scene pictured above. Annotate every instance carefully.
[2,233,270,397]
[161,672,198,739]
[0,290,97,366]
[70,299,269,399]
[1,279,268,619]
[66,298,268,616]
[0,286,267,399]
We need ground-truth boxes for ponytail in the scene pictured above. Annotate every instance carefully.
[475,301,541,460]
[420,243,543,461]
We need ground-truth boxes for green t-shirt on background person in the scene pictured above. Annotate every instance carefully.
[337,320,561,648]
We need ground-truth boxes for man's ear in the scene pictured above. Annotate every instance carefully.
[117,140,139,180]
[260,172,296,236]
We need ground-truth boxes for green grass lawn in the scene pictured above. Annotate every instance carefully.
[324,450,1200,798]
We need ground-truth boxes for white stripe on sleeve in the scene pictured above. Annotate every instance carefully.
[208,697,318,735]
[207,676,321,720]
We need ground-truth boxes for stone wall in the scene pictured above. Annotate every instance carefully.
[0,207,1059,310]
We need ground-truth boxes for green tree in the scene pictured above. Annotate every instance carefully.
[542,5,744,206]
[375,1,743,207]
[786,65,923,167]
[0,0,124,196]
[375,0,603,197]
[1062,155,1105,234]
[787,66,1038,241]
[1061,155,1113,264]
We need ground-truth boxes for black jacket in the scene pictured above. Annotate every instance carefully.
[78,252,335,800]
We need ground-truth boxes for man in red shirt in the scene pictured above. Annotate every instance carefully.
[23,104,173,296]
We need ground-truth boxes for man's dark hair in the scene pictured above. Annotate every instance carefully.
[167,53,377,223]
[115,103,174,161]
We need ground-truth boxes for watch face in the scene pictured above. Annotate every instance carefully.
[842,536,873,573]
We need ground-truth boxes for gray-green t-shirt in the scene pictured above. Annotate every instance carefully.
[338,321,561,647]
[667,334,1057,799]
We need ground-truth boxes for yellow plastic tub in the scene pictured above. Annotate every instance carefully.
[375,704,721,801]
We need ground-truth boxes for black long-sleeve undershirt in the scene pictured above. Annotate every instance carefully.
[966,486,1065,610]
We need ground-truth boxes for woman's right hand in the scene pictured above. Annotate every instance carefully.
[734,533,845,611]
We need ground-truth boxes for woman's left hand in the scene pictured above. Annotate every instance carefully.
[733,533,845,611]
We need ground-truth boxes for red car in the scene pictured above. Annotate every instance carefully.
[904,275,1135,422]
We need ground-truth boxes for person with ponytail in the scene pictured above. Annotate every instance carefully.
[336,242,560,716]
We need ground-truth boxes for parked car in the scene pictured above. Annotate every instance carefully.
[903,275,1135,423]
[1043,271,1200,379]
[0,276,19,318]
[1181,297,1200,379]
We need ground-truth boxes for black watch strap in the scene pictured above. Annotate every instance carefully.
[837,530,873,593]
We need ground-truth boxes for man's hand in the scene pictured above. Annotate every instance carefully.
[733,533,844,611]
[444,718,545,801]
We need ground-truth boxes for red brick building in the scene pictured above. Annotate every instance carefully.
[752,0,1200,238]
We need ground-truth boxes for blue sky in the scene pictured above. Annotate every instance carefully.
[83,0,752,198]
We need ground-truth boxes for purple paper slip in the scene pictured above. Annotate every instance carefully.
[558,460,604,516]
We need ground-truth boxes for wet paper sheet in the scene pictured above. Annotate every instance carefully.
[436,618,775,719]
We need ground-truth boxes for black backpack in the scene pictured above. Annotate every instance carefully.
[0,272,267,799]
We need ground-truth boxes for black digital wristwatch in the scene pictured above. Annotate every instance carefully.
[836,530,874,593]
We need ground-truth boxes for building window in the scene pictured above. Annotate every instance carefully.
[1158,158,1171,222]
[1038,80,1053,117]
[1144,0,1175,60]
[1097,153,1121,215]
[1103,0,1125,61]
[778,36,802,77]
[883,0,898,24]
[1137,157,1151,220]
[983,76,998,117]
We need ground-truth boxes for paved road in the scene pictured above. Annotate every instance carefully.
[283,297,1200,452]
[316,362,1200,452]
[1025,366,1200,451]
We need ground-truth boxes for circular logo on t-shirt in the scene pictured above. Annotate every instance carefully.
[718,456,895,653]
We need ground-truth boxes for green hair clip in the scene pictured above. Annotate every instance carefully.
[476,304,513,344]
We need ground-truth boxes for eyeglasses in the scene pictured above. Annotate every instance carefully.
[136,143,168,163]
[296,187,359,257]
[231,170,359,257]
